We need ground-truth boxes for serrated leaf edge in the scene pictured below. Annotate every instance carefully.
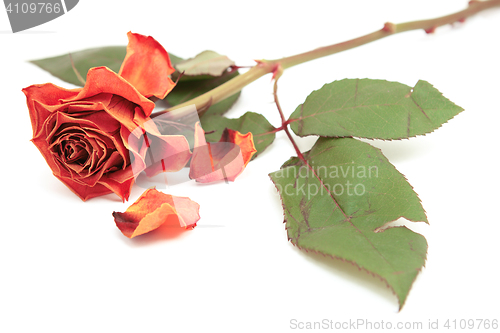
[269,172,427,311]
[269,139,430,310]
[289,79,464,141]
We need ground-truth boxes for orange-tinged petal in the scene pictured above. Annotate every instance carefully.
[119,32,176,100]
[113,188,200,238]
[220,129,257,167]
[189,122,257,183]
[56,175,113,201]
[61,66,155,123]
[123,121,192,178]
[22,83,80,138]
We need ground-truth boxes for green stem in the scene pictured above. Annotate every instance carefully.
[272,69,307,163]
[153,62,274,118]
[153,0,500,117]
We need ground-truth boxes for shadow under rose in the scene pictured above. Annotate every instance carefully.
[117,218,195,247]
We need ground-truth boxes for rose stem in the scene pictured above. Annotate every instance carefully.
[152,0,500,118]
[271,65,307,163]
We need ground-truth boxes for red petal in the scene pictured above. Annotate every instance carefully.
[55,175,113,201]
[113,188,200,238]
[61,67,155,122]
[119,32,176,99]
[219,129,257,167]
[189,122,257,183]
[23,73,146,202]
[98,170,135,202]
[142,133,193,177]
[122,122,192,178]
[22,83,80,138]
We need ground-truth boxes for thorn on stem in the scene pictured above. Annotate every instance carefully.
[382,22,396,33]
[271,64,282,81]
[229,65,253,72]
[424,26,436,34]
[174,71,185,85]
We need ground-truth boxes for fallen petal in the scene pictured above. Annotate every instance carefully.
[189,122,256,183]
[113,188,200,238]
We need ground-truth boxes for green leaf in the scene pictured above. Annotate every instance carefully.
[175,50,235,77]
[30,46,184,87]
[165,70,239,106]
[167,53,184,66]
[269,137,428,309]
[201,112,276,157]
[289,79,463,139]
[30,46,127,86]
[166,70,241,117]
[201,93,241,118]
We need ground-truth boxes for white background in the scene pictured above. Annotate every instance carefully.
[1,1,499,332]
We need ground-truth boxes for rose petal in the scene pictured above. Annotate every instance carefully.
[189,122,257,183]
[123,121,192,178]
[22,83,80,138]
[120,125,148,178]
[55,175,113,201]
[61,67,155,123]
[142,134,192,177]
[113,188,200,238]
[118,32,176,100]
[219,129,256,167]
[98,171,135,202]
[23,68,156,202]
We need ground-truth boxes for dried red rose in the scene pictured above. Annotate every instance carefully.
[23,33,190,201]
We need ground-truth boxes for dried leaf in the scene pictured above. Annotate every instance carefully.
[175,50,235,77]
[113,188,200,238]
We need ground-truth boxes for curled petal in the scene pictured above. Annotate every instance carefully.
[113,188,200,238]
[189,122,257,183]
[124,121,192,179]
[219,129,256,167]
[98,171,135,202]
[56,175,113,201]
[61,66,155,122]
[22,83,80,138]
[23,74,146,202]
[119,32,176,100]
[142,134,193,177]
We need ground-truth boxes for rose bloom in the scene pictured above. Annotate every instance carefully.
[23,33,191,201]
